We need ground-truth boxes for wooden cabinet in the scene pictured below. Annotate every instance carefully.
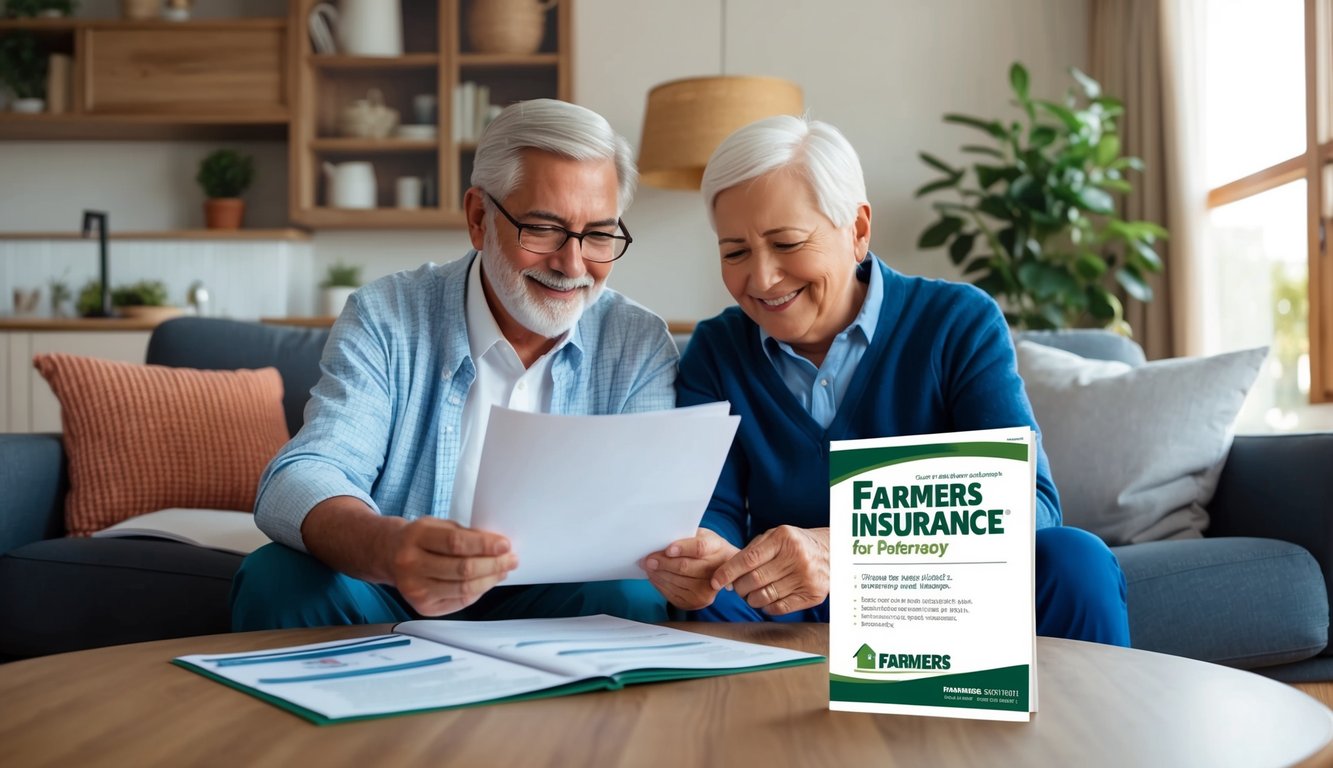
[83,23,287,118]
[0,18,288,140]
[1,328,151,433]
[288,0,572,229]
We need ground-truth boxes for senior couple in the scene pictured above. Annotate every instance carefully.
[232,99,1130,646]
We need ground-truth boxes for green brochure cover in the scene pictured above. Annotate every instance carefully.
[828,427,1038,721]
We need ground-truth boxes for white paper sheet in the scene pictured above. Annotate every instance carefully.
[91,508,271,555]
[399,614,822,678]
[470,404,739,584]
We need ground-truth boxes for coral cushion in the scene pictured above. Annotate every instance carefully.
[32,353,290,536]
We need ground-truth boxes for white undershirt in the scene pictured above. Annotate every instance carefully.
[448,257,566,527]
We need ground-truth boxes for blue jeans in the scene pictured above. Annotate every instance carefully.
[230,542,668,630]
[693,526,1132,647]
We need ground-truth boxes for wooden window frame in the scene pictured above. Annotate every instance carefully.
[1205,0,1332,403]
[1309,0,1333,401]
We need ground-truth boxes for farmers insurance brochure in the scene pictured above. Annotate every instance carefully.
[828,427,1038,722]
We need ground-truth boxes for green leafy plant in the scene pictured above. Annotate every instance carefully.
[76,279,169,316]
[113,279,169,307]
[4,0,76,18]
[75,279,103,316]
[196,149,255,199]
[915,62,1168,333]
[0,32,47,99]
[48,273,71,315]
[322,262,362,288]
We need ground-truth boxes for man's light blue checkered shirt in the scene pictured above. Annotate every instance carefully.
[254,252,679,551]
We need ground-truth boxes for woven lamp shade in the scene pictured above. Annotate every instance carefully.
[638,76,804,190]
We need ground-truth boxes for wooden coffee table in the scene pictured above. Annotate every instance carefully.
[1,623,1330,767]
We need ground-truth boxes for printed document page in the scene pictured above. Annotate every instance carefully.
[398,614,820,678]
[470,404,739,584]
[176,634,569,721]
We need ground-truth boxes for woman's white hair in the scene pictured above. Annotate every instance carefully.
[471,98,638,215]
[700,115,867,231]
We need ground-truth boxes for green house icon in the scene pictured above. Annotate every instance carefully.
[855,643,876,670]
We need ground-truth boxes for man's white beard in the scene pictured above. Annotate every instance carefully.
[480,217,604,338]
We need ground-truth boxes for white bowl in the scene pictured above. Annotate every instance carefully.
[395,124,437,140]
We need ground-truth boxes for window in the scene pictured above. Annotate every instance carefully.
[1200,0,1333,431]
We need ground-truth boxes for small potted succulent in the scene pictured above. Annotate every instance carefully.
[196,149,255,229]
[0,32,47,112]
[320,262,362,317]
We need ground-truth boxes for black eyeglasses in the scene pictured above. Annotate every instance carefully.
[485,193,632,263]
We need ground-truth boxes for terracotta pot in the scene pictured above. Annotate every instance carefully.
[204,198,245,229]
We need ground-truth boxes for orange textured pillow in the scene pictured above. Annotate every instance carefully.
[32,353,290,537]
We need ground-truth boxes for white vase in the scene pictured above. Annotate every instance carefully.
[11,98,46,114]
[321,286,356,317]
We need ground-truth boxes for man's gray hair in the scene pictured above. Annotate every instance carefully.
[700,115,867,231]
[471,98,638,215]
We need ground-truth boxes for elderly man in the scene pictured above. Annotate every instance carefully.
[231,99,677,629]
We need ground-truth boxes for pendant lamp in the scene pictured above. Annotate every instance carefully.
[637,2,804,190]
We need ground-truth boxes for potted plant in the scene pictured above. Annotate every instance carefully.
[48,274,71,317]
[914,62,1167,334]
[76,278,181,321]
[4,0,76,18]
[320,262,362,317]
[196,148,255,229]
[75,279,105,317]
[0,32,47,112]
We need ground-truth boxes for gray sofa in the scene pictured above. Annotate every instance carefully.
[0,319,1329,684]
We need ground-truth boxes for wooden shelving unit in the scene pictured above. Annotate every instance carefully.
[289,0,572,229]
[458,53,561,68]
[0,17,289,141]
[0,229,310,241]
[292,208,467,229]
[309,53,440,70]
[0,4,572,231]
[310,138,440,153]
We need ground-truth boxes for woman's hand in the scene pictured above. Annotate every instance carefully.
[643,529,739,610]
[711,526,830,616]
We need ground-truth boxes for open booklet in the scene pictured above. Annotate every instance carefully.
[91,508,271,556]
[174,615,823,725]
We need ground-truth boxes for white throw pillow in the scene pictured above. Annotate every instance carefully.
[1016,341,1267,545]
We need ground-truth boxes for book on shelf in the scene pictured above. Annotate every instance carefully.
[452,81,498,142]
[174,615,824,725]
[828,426,1038,722]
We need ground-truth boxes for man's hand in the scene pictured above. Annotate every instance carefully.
[386,518,519,617]
[642,528,739,610]
[711,526,829,616]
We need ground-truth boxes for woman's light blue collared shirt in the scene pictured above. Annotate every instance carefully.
[759,259,884,429]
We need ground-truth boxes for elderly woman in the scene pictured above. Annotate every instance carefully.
[644,116,1130,645]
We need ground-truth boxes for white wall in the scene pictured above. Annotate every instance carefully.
[0,0,1090,322]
